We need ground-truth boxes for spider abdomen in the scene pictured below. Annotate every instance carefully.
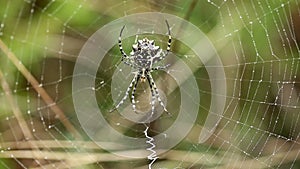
[129,38,165,67]
[131,48,163,69]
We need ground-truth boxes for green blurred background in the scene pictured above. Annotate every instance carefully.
[0,0,299,168]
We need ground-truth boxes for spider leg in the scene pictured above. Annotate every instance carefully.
[109,73,139,113]
[147,73,169,114]
[118,25,128,60]
[153,20,172,62]
[131,74,140,113]
[146,75,156,116]
[118,25,136,68]
[165,20,172,54]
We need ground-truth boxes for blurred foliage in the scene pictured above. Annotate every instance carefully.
[0,0,299,168]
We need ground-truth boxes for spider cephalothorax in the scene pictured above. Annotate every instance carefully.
[110,20,171,115]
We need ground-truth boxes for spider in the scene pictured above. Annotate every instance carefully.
[110,20,172,115]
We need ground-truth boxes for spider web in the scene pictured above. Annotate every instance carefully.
[0,0,300,169]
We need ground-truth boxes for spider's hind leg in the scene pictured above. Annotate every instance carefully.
[109,74,139,113]
[147,73,169,115]
[148,77,156,116]
[131,74,140,114]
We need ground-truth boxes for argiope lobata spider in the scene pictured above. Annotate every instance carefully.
[110,20,172,115]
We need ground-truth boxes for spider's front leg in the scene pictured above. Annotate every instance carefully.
[150,20,172,62]
[109,73,139,113]
[117,25,135,68]
[118,25,127,61]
